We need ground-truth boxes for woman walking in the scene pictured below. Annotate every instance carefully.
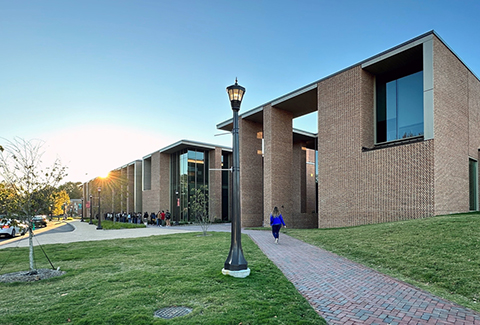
[270,206,286,244]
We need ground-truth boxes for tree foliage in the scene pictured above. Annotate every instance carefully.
[0,182,18,216]
[189,185,214,236]
[0,137,67,271]
[0,138,67,219]
[53,190,70,216]
[58,181,82,199]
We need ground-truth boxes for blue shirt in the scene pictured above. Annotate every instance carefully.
[270,214,285,226]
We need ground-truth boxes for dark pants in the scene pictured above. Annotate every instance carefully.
[272,224,282,239]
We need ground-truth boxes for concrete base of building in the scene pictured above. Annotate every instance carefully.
[222,268,251,278]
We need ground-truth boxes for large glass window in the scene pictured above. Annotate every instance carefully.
[171,149,209,222]
[376,70,424,143]
[143,157,152,190]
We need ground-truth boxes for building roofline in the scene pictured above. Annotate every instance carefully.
[217,30,479,128]
[293,128,317,138]
[139,139,232,157]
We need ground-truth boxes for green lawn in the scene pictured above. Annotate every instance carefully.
[0,232,324,325]
[90,220,147,229]
[284,212,480,312]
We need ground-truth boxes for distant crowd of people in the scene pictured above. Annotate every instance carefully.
[102,210,172,226]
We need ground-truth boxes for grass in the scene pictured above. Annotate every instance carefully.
[90,220,146,229]
[282,212,480,312]
[0,232,324,325]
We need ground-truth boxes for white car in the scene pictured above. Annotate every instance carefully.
[0,219,25,238]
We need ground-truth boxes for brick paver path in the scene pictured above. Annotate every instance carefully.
[245,230,480,325]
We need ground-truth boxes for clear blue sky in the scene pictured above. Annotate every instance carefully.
[1,0,479,183]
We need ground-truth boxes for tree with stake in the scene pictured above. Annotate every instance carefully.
[0,138,67,272]
[189,185,214,236]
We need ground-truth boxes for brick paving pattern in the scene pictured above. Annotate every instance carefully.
[245,230,480,325]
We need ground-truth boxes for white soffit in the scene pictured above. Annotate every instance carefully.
[362,34,433,69]
[271,83,318,106]
[240,106,263,119]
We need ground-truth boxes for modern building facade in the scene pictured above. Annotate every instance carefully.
[83,160,142,220]
[142,140,232,223]
[84,31,479,230]
[217,30,480,228]
[84,140,232,224]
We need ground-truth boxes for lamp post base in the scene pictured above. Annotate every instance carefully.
[222,268,250,278]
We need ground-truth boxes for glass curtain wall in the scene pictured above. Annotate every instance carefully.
[171,149,209,222]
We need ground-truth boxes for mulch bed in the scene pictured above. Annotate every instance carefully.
[0,269,66,283]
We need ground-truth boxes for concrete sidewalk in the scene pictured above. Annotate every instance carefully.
[245,230,480,325]
[0,220,231,249]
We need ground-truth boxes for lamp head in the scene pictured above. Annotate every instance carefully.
[226,78,245,111]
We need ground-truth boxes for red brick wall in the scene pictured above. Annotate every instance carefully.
[159,153,170,213]
[239,118,263,227]
[318,65,435,228]
[306,149,317,215]
[142,152,160,214]
[209,148,222,221]
[263,104,294,226]
[292,142,307,218]
[433,36,478,215]
[127,164,135,213]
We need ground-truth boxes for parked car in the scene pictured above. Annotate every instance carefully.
[0,219,22,237]
[17,220,28,235]
[32,215,47,228]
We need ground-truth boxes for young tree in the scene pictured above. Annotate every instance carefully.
[189,185,214,236]
[53,190,70,216]
[0,138,67,271]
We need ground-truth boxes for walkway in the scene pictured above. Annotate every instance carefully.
[245,230,480,325]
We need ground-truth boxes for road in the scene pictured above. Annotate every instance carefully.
[0,220,72,245]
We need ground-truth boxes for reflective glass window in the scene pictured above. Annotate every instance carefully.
[377,70,423,143]
[470,159,478,211]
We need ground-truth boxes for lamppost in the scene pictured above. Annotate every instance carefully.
[222,78,250,278]
[97,186,102,230]
[89,194,93,225]
[81,198,84,222]
[176,191,179,223]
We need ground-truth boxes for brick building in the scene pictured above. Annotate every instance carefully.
[84,140,232,223]
[84,31,479,229]
[141,140,232,223]
[217,30,480,228]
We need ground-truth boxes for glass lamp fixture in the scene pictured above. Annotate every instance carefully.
[226,78,246,110]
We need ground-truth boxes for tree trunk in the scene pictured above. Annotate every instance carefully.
[29,226,34,271]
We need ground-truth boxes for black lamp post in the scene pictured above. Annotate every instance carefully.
[222,78,250,278]
[97,187,102,230]
[81,198,84,222]
[176,191,179,223]
[89,194,93,225]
